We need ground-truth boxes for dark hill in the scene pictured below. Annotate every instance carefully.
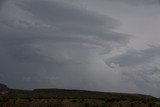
[0,84,160,107]
[33,88,156,101]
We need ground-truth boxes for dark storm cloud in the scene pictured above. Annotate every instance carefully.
[0,0,4,6]
[1,0,160,97]
[17,0,104,26]
[0,0,130,46]
[105,46,160,67]
[13,0,129,44]
[0,0,130,89]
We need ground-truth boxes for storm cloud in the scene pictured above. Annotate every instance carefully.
[1,0,160,97]
[0,0,129,90]
[105,46,160,67]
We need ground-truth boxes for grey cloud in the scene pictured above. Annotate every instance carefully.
[104,46,160,96]
[105,46,160,67]
[0,0,130,48]
[108,0,160,5]
[0,0,4,7]
[14,0,129,44]
[0,0,129,89]
[17,0,104,26]
[122,66,160,96]
[1,0,160,97]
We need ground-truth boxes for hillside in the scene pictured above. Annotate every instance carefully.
[0,83,160,107]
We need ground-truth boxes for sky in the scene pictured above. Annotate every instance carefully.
[0,0,160,97]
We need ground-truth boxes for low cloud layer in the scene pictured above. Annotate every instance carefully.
[105,45,160,96]
[105,46,160,67]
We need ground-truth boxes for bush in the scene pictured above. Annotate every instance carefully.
[72,99,77,102]
[85,103,89,107]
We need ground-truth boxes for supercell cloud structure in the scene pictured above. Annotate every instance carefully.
[1,0,160,97]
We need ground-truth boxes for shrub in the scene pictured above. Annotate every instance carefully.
[85,103,89,107]
[72,99,77,102]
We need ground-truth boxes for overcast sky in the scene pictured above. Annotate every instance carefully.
[1,0,160,97]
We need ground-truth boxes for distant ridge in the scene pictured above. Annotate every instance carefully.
[0,83,160,107]
[33,88,157,101]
